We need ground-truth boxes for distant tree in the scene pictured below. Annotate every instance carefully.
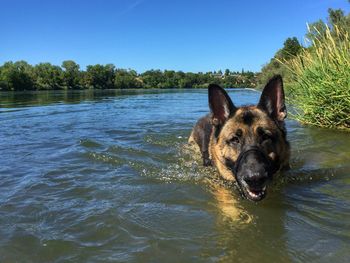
[328,8,345,26]
[62,60,80,89]
[0,66,5,90]
[85,64,115,89]
[141,70,165,88]
[327,8,350,41]
[114,69,142,89]
[306,19,328,42]
[33,63,63,90]
[162,70,178,88]
[0,61,34,91]
[278,37,303,60]
[258,37,302,86]
[0,61,258,90]
[306,8,350,42]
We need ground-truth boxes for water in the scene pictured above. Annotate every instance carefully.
[0,89,350,263]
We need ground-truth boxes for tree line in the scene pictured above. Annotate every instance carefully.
[0,60,257,91]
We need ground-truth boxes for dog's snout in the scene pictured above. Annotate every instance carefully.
[244,172,268,188]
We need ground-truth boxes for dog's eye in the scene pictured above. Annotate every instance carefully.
[258,127,273,142]
[262,133,272,141]
[228,136,240,145]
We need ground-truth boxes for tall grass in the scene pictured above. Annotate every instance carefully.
[281,24,350,130]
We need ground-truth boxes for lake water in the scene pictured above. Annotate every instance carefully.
[1,89,350,262]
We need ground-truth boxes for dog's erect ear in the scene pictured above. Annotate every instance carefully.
[258,75,287,122]
[209,84,236,126]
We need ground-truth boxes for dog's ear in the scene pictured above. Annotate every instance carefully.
[258,75,287,122]
[209,84,236,126]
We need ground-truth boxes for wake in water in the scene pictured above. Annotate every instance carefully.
[81,132,348,226]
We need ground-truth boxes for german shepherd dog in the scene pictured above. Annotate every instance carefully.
[189,75,290,201]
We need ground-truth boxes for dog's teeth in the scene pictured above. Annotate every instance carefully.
[247,189,258,198]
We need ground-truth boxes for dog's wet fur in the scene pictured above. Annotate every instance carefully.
[189,75,290,201]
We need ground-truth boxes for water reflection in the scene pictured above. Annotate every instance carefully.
[0,89,202,109]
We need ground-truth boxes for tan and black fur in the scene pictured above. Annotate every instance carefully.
[189,75,290,201]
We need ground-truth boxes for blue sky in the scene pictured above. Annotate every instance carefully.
[1,0,349,72]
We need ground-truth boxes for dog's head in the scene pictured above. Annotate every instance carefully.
[209,75,290,201]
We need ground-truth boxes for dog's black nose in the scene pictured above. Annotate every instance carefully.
[244,172,268,188]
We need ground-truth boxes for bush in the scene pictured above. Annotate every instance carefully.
[282,24,350,130]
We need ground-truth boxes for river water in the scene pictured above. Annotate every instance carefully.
[0,89,349,262]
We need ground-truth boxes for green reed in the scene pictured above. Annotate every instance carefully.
[280,24,350,130]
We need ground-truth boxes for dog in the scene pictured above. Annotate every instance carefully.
[188,75,290,201]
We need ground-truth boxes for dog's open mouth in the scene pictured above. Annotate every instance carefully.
[240,182,267,201]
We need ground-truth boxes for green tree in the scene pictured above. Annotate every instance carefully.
[258,37,302,86]
[84,64,115,89]
[141,70,165,88]
[114,69,142,89]
[62,60,80,89]
[162,70,181,88]
[306,8,350,42]
[0,61,258,90]
[181,72,200,88]
[328,8,345,27]
[0,61,34,91]
[33,63,63,90]
[278,37,303,60]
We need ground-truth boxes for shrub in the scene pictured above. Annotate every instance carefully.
[281,24,350,130]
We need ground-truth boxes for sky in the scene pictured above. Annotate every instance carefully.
[1,0,349,72]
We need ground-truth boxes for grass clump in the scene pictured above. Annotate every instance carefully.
[281,24,350,130]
